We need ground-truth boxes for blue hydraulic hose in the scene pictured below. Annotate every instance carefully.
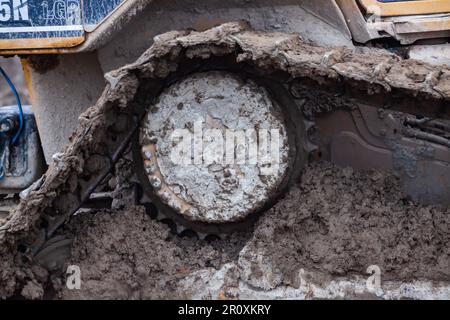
[0,66,24,144]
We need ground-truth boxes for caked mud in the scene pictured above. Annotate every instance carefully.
[0,22,449,299]
[60,207,249,299]
[58,162,449,299]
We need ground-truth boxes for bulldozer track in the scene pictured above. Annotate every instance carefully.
[0,21,449,297]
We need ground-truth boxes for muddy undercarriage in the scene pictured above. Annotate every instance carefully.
[0,22,449,299]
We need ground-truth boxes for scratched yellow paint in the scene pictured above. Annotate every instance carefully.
[0,36,84,51]
[359,0,450,17]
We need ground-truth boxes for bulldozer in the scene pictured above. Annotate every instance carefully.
[0,0,449,297]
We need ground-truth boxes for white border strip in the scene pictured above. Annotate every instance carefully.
[0,25,84,33]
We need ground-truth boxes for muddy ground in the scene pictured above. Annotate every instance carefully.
[58,161,449,300]
[0,57,30,106]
